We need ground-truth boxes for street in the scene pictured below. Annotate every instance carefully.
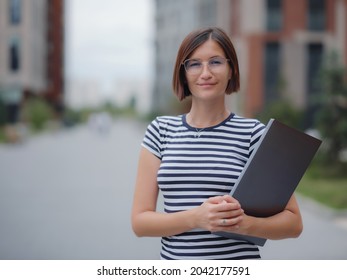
[0,119,346,260]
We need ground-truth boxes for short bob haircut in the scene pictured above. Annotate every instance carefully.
[172,27,240,101]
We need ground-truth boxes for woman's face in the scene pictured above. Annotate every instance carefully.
[184,39,231,101]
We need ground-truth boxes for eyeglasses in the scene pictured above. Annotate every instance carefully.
[182,57,230,75]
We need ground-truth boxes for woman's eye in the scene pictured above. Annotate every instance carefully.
[210,59,222,65]
[188,61,201,68]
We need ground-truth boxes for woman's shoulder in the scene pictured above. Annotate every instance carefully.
[150,115,183,127]
[155,115,182,122]
[230,114,265,127]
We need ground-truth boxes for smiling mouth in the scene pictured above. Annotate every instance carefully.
[198,83,216,86]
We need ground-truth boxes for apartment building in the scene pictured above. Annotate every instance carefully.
[0,0,64,127]
[153,0,347,127]
[234,0,347,127]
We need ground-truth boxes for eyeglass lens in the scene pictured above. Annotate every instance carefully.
[184,57,228,74]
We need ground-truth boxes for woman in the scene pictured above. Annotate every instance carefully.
[131,27,303,260]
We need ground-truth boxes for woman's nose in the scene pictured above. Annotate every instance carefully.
[200,63,212,78]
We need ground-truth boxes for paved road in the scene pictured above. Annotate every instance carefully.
[0,119,346,260]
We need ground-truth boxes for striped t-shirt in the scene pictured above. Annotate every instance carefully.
[141,113,265,260]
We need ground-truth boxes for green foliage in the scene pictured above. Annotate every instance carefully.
[62,107,84,126]
[257,101,304,129]
[0,98,6,126]
[22,97,54,131]
[314,51,347,164]
[297,175,347,210]
[0,127,5,142]
[297,160,347,209]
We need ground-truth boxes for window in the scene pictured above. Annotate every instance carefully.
[9,0,21,25]
[308,0,325,31]
[306,43,323,127]
[264,42,281,104]
[266,0,283,32]
[9,37,20,72]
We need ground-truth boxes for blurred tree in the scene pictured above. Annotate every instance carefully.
[314,51,347,164]
[22,97,53,131]
[257,100,304,129]
[257,75,304,129]
[0,98,6,126]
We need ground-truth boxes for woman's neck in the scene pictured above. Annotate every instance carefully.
[187,102,230,128]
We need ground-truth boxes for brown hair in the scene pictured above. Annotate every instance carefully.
[172,27,240,101]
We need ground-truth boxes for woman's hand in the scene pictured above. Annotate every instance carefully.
[209,194,304,240]
[192,195,244,232]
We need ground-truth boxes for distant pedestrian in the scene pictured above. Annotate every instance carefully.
[88,112,112,135]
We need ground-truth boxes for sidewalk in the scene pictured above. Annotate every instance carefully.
[260,195,347,259]
[298,195,347,231]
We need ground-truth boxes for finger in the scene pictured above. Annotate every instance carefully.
[219,216,243,227]
[215,209,244,223]
[221,195,240,204]
[207,196,225,204]
[216,201,242,212]
[210,217,242,232]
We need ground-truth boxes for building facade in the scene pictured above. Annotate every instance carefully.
[153,0,347,127]
[0,0,64,126]
[153,0,231,114]
[234,0,347,127]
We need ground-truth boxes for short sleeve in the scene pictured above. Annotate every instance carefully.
[141,118,162,159]
[249,121,266,155]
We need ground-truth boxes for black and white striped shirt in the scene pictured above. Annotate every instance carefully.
[142,113,265,260]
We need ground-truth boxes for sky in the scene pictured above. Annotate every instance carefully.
[65,0,154,91]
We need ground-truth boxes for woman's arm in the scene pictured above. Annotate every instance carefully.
[221,194,303,240]
[131,148,244,237]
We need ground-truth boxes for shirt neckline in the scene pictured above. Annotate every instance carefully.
[182,112,235,132]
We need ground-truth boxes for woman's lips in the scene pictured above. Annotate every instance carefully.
[198,83,216,87]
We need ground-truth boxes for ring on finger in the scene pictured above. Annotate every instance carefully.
[222,219,226,225]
